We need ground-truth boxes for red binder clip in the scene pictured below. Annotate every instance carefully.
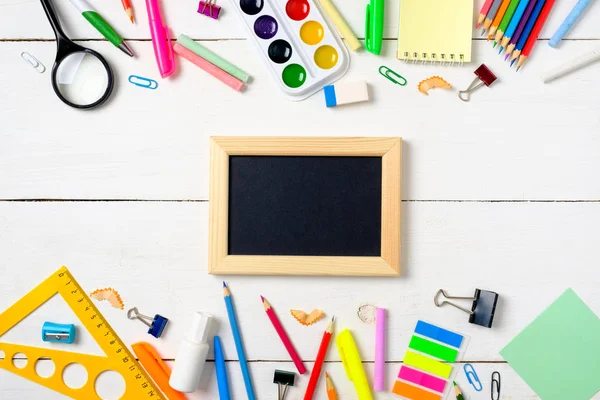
[198,0,221,19]
[458,64,497,102]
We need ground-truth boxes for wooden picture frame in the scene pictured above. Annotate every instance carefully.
[209,137,402,276]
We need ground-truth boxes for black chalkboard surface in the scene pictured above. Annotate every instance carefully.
[228,156,382,256]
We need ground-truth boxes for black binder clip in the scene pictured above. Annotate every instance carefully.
[434,288,499,328]
[273,370,295,400]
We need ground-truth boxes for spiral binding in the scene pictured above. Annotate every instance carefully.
[399,51,465,66]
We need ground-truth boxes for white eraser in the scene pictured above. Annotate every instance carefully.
[324,81,369,107]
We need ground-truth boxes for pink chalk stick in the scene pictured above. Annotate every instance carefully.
[398,366,447,393]
[173,43,244,92]
[374,307,386,391]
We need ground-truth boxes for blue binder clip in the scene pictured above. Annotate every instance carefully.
[127,307,169,338]
[42,322,76,343]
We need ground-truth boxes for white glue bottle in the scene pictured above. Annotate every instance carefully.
[169,312,212,392]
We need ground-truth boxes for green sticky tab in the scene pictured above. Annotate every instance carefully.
[403,351,452,378]
[409,336,458,362]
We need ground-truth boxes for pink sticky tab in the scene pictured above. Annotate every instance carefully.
[398,366,447,393]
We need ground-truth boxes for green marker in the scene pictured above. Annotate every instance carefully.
[68,0,134,57]
[365,0,384,55]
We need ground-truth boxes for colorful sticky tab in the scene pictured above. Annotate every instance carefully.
[392,380,442,400]
[415,320,464,348]
[398,366,447,393]
[403,351,452,378]
[409,335,459,362]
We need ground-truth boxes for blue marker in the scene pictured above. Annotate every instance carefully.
[549,0,592,48]
[214,336,231,400]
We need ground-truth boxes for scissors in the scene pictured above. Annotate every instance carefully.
[39,0,114,109]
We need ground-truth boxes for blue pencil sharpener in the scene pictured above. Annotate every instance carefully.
[42,322,76,344]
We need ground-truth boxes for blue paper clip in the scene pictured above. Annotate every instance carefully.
[127,307,169,338]
[128,75,158,90]
[464,363,483,391]
[42,322,76,343]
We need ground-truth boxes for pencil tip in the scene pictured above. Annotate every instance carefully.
[516,66,521,72]
[453,381,457,386]
[326,372,329,378]
[498,46,503,54]
[504,54,509,61]
[260,295,265,302]
[223,281,227,287]
[480,29,485,36]
[510,59,516,67]
[493,42,497,48]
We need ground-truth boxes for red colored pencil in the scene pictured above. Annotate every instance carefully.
[261,296,307,375]
[121,0,134,23]
[516,0,556,70]
[303,317,335,400]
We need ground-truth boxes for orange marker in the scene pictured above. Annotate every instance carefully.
[121,0,134,23]
[132,342,187,400]
[326,372,338,400]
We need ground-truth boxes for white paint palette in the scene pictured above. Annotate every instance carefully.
[232,0,350,100]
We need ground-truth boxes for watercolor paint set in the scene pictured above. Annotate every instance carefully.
[232,0,350,100]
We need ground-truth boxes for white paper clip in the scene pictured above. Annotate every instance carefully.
[21,52,46,73]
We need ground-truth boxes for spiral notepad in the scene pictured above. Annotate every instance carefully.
[397,0,473,64]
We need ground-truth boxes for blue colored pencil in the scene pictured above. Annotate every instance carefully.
[549,0,592,48]
[512,0,547,68]
[214,336,231,400]
[499,0,530,53]
[504,0,539,59]
[223,282,256,400]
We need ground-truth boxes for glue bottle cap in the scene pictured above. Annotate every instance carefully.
[187,312,212,343]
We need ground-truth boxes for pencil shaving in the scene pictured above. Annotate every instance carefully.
[290,309,325,326]
[418,76,452,95]
[90,288,124,310]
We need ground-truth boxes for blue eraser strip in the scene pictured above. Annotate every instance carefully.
[324,85,337,107]
[415,320,464,348]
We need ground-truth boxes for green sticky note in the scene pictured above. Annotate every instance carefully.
[500,289,600,400]
[409,335,458,362]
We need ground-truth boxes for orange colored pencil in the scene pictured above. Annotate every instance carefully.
[488,0,511,39]
[326,372,338,400]
[121,0,134,23]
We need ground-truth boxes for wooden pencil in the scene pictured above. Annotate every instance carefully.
[488,0,512,40]
[121,0,134,23]
[303,317,334,400]
[482,0,504,33]
[504,0,539,59]
[494,0,521,46]
[326,372,338,400]
[499,0,530,53]
[477,0,495,28]
[453,381,465,400]
[516,0,557,70]
[510,0,547,66]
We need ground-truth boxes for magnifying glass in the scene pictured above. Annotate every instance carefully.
[40,0,114,109]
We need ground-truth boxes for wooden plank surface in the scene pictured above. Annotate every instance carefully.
[2,0,600,398]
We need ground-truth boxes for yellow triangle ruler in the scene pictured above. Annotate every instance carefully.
[0,266,164,399]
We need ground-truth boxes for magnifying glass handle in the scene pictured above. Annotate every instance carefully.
[40,0,69,41]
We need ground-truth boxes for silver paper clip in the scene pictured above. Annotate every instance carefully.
[21,52,46,73]
[128,75,158,89]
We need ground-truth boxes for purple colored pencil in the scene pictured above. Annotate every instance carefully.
[504,0,540,60]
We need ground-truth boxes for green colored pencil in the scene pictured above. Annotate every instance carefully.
[453,381,465,400]
[494,0,522,45]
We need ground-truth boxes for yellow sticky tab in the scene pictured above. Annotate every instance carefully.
[403,351,452,378]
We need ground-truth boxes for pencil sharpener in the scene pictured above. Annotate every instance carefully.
[42,322,76,343]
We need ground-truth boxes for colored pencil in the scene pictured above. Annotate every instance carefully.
[516,0,557,70]
[326,372,338,400]
[481,0,504,33]
[549,0,592,48]
[494,0,521,46]
[499,0,530,53]
[261,296,307,375]
[488,0,512,40]
[121,0,134,23]
[477,0,496,28]
[453,381,465,400]
[303,317,335,400]
[504,0,539,60]
[223,283,256,400]
[511,0,547,66]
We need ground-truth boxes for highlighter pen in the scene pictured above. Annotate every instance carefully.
[131,342,187,400]
[365,0,384,55]
[146,0,175,78]
[68,0,133,57]
[214,336,231,400]
[336,329,373,400]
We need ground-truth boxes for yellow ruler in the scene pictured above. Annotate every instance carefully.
[0,266,164,399]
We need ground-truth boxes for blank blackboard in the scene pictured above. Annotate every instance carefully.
[228,156,382,256]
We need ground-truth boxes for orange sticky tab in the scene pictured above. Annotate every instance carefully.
[132,342,187,400]
[392,380,442,400]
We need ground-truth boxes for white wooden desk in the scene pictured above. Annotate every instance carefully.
[1,0,600,398]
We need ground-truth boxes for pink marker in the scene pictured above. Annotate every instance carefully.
[374,307,386,391]
[146,0,175,78]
